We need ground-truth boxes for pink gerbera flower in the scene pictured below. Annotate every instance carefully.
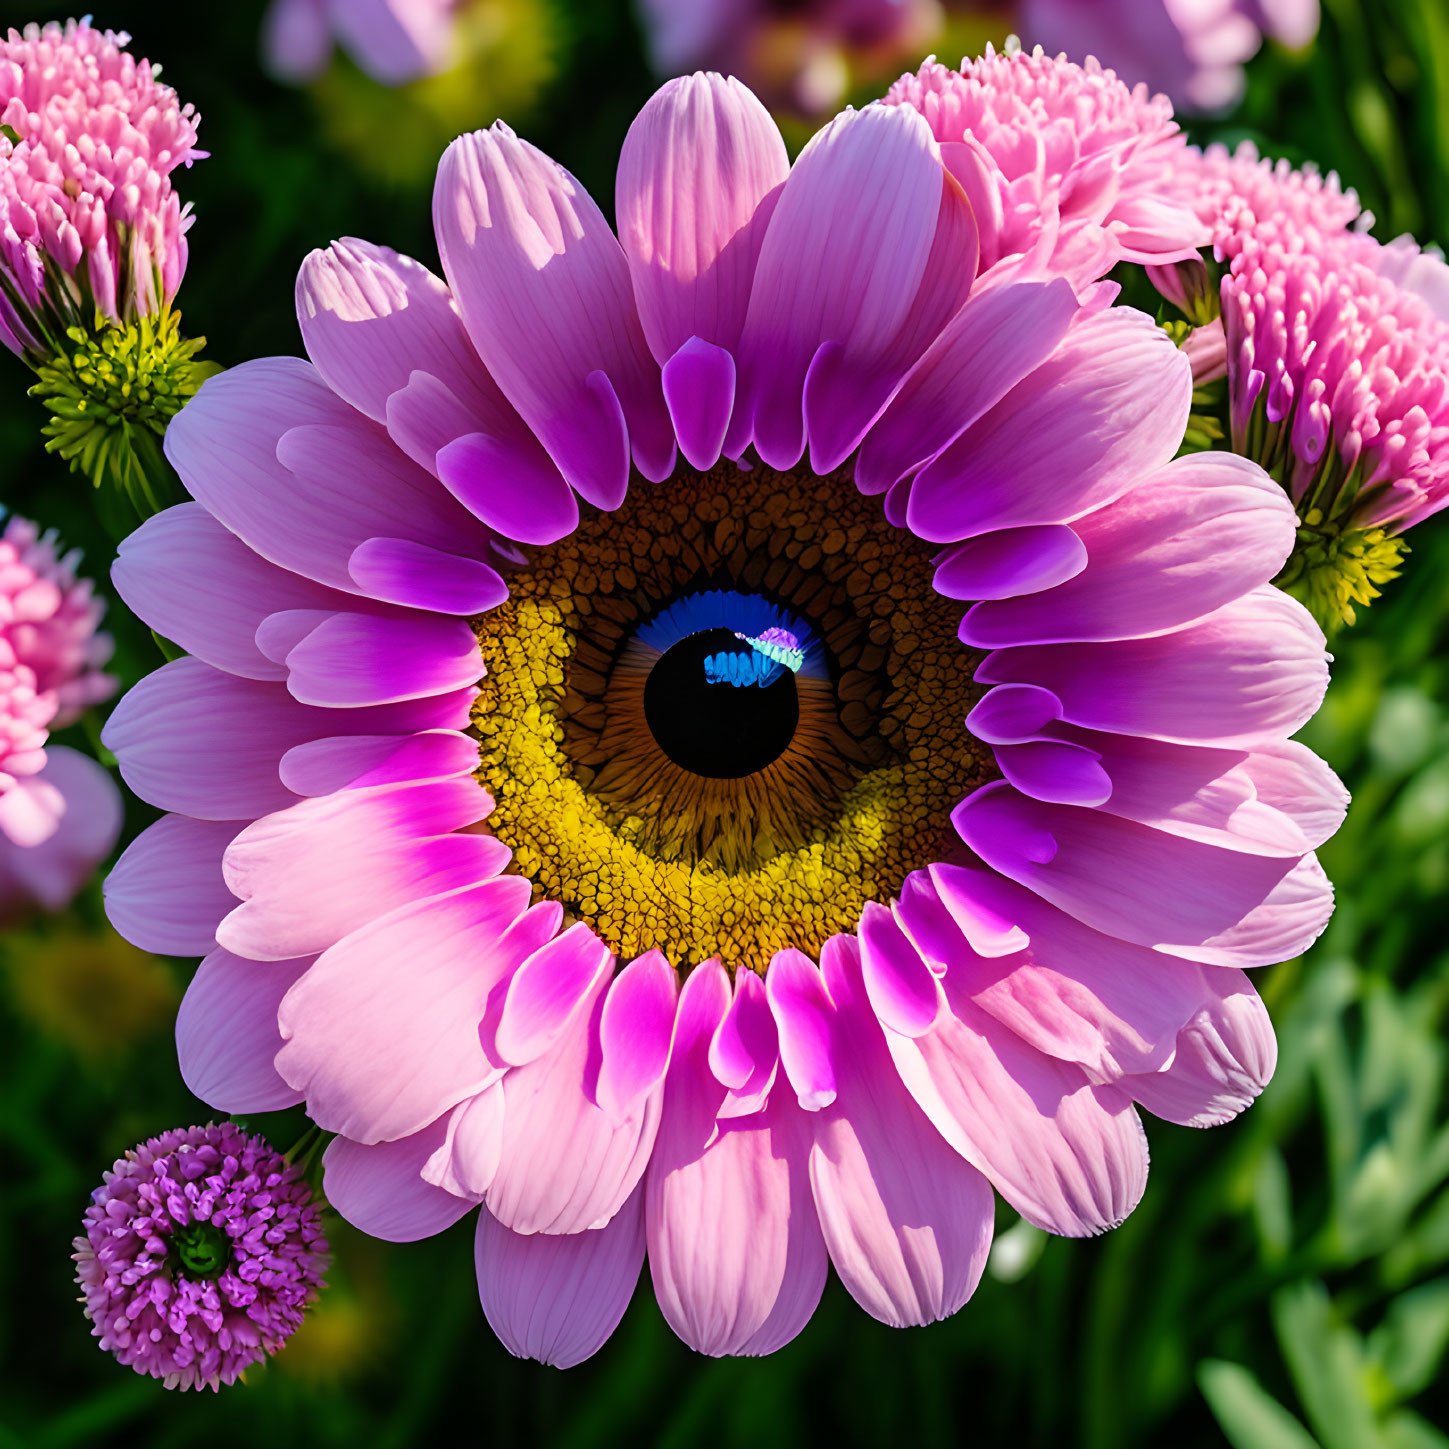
[0,513,120,918]
[105,71,1343,1365]
[884,47,1207,292]
[74,1122,328,1390]
[0,18,202,357]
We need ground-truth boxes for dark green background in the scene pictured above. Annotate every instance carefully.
[3,1,1449,1445]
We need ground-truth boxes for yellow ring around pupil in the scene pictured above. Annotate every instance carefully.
[471,461,994,973]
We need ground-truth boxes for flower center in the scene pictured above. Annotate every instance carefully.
[168,1219,232,1280]
[473,461,992,972]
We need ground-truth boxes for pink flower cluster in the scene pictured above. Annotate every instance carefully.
[885,48,1206,291]
[74,1123,329,1391]
[0,18,202,356]
[1223,224,1449,533]
[0,514,120,916]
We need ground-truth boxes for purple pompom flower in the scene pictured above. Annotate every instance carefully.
[73,1123,329,1391]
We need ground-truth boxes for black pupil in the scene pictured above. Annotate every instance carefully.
[645,628,799,778]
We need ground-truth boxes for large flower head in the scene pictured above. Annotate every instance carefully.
[884,47,1207,290]
[1018,0,1321,112]
[0,513,120,917]
[73,1123,329,1391]
[0,18,202,357]
[105,72,1343,1364]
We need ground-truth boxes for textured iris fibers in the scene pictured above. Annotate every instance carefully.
[472,462,992,971]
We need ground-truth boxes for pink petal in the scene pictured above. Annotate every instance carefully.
[858,900,943,1037]
[282,612,481,706]
[810,936,995,1327]
[708,965,780,1118]
[660,337,736,471]
[975,588,1330,747]
[953,783,1334,968]
[960,454,1298,646]
[423,1083,506,1197]
[765,948,837,1111]
[476,1188,645,1368]
[495,923,614,1065]
[646,961,827,1356]
[165,358,492,592]
[113,504,346,683]
[295,239,483,422]
[347,537,507,615]
[856,277,1081,495]
[886,975,1149,1236]
[1125,970,1277,1127]
[906,308,1190,543]
[275,880,544,1141]
[733,103,956,469]
[487,967,662,1235]
[176,948,308,1112]
[219,777,502,960]
[616,71,788,363]
[278,727,480,796]
[932,524,1087,601]
[596,950,679,1122]
[105,815,241,957]
[434,430,581,546]
[102,658,467,819]
[323,1123,475,1242]
[434,126,675,502]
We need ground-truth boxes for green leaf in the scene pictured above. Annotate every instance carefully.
[1381,1410,1449,1449]
[1198,1359,1322,1449]
[1367,1276,1449,1400]
[1272,1281,1384,1449]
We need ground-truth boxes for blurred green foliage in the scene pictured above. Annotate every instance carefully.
[3,0,1449,1445]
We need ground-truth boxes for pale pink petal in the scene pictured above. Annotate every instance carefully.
[953,783,1334,967]
[960,454,1297,646]
[176,948,308,1112]
[278,727,480,796]
[323,1123,474,1242]
[422,1083,505,1197]
[647,962,827,1356]
[906,309,1191,543]
[165,359,491,592]
[1125,969,1277,1127]
[219,777,502,960]
[810,936,995,1327]
[733,103,958,469]
[275,881,544,1141]
[434,126,675,502]
[113,504,348,683]
[0,748,122,916]
[105,815,241,957]
[975,588,1330,747]
[616,72,788,363]
[487,964,662,1235]
[476,1188,645,1368]
[885,976,1149,1236]
[856,277,1080,496]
